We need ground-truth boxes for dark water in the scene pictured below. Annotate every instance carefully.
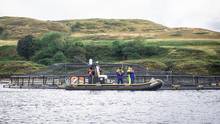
[0,85,220,124]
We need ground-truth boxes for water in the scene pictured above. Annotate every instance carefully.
[0,85,220,124]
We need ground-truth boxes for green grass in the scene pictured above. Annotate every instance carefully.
[0,45,22,60]
[0,16,219,75]
[82,39,220,75]
[0,60,46,74]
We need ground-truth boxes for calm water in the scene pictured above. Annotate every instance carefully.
[0,84,220,124]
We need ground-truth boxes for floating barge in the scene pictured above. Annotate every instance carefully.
[65,80,163,91]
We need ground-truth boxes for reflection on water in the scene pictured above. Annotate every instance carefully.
[0,84,220,124]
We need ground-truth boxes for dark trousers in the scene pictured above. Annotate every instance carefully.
[88,76,94,84]
[117,78,123,84]
[131,79,134,84]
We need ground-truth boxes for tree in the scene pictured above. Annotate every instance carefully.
[17,35,35,60]
[53,51,66,63]
[36,32,65,52]
[112,41,123,58]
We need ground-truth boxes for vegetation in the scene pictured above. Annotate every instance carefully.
[1,17,220,40]
[0,61,45,74]
[0,16,220,75]
[17,35,35,60]
[2,32,216,75]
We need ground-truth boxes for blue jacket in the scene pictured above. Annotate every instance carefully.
[130,72,135,80]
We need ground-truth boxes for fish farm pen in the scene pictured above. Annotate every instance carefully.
[1,63,220,90]
[3,74,220,90]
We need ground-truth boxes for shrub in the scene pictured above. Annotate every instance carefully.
[32,49,54,62]
[143,46,167,56]
[17,35,35,60]
[112,41,123,58]
[53,51,66,63]
[37,58,53,65]
[71,22,81,32]
[0,26,3,34]
[36,32,65,51]
[85,45,112,60]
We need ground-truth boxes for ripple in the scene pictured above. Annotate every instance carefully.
[1,88,220,124]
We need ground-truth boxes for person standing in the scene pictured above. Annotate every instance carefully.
[116,67,124,84]
[127,66,135,84]
[127,66,132,84]
[130,67,135,84]
[88,66,95,84]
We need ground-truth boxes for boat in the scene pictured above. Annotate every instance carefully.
[65,78,163,91]
[65,59,163,91]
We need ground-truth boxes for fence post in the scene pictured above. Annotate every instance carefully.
[28,76,30,86]
[195,76,198,86]
[32,77,34,85]
[21,77,24,87]
[52,77,55,85]
[171,75,174,85]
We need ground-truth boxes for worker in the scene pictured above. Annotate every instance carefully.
[88,66,95,84]
[127,66,132,84]
[116,67,124,84]
[130,67,135,84]
[127,66,135,84]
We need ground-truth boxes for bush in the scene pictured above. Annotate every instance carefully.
[37,58,53,65]
[32,49,54,61]
[0,26,3,34]
[36,32,65,51]
[85,45,112,60]
[53,51,66,63]
[71,22,81,32]
[17,35,35,60]
[112,41,123,58]
[143,46,167,56]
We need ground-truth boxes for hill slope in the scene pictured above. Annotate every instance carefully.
[0,16,220,40]
[0,16,69,39]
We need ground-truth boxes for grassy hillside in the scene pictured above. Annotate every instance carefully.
[82,39,220,75]
[0,61,45,74]
[0,44,45,74]
[0,16,69,39]
[0,17,220,40]
[0,16,220,75]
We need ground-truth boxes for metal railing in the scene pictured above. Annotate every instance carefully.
[9,74,220,87]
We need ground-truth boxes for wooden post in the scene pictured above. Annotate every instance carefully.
[28,76,30,86]
[44,76,47,85]
[209,77,212,86]
[171,75,174,85]
[195,76,198,86]
[52,77,55,85]
[21,77,24,86]
[42,76,45,85]
[32,77,34,85]
[17,77,19,87]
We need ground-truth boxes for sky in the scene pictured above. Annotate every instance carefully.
[0,0,220,31]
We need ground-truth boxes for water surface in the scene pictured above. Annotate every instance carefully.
[0,84,220,124]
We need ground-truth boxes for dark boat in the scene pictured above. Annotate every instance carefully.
[65,79,163,91]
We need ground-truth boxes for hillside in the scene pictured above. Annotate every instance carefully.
[0,16,220,75]
[0,16,69,39]
[0,17,220,40]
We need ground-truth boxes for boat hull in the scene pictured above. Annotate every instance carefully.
[65,81,162,91]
